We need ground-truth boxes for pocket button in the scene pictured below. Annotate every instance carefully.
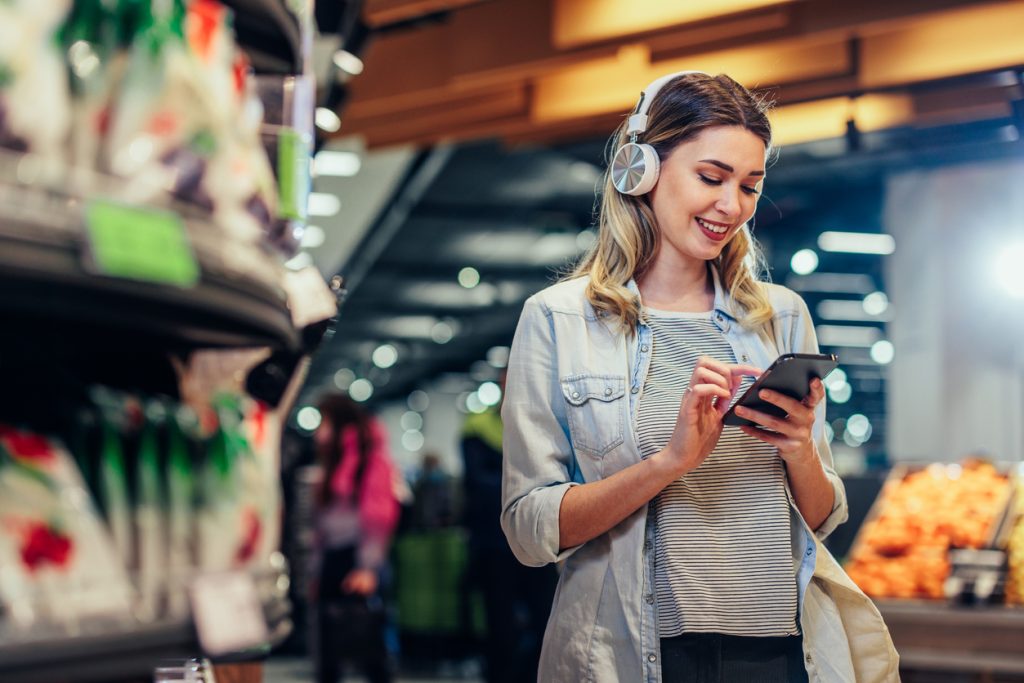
[572,391,580,399]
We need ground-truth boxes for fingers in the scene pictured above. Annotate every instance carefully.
[739,425,800,450]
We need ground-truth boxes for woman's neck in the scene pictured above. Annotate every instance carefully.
[637,258,714,313]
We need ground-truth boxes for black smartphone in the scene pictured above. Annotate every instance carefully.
[723,353,838,427]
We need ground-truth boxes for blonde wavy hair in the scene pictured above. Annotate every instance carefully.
[570,73,775,336]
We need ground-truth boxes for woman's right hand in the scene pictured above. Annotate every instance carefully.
[657,357,761,476]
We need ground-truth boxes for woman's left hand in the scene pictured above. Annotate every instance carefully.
[341,568,378,596]
[734,378,825,465]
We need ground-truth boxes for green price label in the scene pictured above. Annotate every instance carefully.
[278,127,310,221]
[85,200,200,287]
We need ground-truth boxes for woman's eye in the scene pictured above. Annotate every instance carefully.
[698,174,721,186]
[741,185,760,196]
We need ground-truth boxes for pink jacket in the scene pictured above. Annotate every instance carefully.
[321,419,400,570]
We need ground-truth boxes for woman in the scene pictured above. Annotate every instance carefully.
[312,394,399,683]
[500,72,899,682]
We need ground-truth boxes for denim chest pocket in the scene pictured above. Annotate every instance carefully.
[560,374,626,457]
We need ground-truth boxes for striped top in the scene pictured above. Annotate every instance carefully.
[637,308,797,638]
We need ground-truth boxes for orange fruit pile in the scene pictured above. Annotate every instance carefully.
[846,461,1009,600]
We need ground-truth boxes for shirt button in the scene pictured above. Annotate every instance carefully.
[741,354,749,362]
[805,653,813,664]
[648,654,657,663]
[645,593,654,604]
[640,344,649,352]
[806,546,814,557]
[604,387,613,396]
[631,386,639,394]
[572,391,580,399]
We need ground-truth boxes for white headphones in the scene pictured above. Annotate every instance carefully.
[611,70,710,196]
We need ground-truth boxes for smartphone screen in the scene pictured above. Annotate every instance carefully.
[722,353,838,427]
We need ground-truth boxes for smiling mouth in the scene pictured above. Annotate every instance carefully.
[696,217,730,234]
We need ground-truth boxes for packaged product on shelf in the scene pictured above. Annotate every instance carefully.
[0,424,134,628]
[0,0,71,159]
[195,395,268,572]
[94,391,135,572]
[845,460,1011,600]
[135,401,169,621]
[166,404,198,618]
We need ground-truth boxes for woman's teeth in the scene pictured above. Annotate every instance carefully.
[696,217,728,234]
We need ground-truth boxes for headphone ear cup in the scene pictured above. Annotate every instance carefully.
[611,142,660,196]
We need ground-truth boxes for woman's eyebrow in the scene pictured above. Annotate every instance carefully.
[699,159,765,177]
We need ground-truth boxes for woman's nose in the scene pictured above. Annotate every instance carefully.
[714,188,741,218]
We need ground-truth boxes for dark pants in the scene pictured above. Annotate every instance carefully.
[473,545,557,683]
[660,633,808,683]
[316,547,391,683]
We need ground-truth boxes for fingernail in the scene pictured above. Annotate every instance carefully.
[759,390,770,399]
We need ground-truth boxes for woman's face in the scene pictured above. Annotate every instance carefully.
[648,125,766,266]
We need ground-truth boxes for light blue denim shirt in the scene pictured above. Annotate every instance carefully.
[501,270,900,683]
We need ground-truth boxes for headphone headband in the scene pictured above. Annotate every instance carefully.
[626,70,710,136]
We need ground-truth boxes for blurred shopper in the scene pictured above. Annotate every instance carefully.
[410,452,455,530]
[462,389,557,683]
[312,394,400,683]
[501,71,899,682]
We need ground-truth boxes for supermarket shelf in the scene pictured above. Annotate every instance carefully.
[0,159,300,352]
[878,599,1024,674]
[0,571,292,683]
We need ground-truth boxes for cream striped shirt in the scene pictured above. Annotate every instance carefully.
[637,308,798,638]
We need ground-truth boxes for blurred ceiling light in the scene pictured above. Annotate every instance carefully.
[308,192,342,217]
[401,281,496,308]
[458,267,480,289]
[400,411,423,431]
[296,406,322,431]
[402,430,424,451]
[790,248,819,275]
[817,299,892,322]
[466,392,487,414]
[349,378,374,402]
[315,106,342,133]
[334,368,355,390]
[530,233,580,265]
[828,382,852,404]
[372,344,398,369]
[333,49,364,75]
[995,242,1024,298]
[870,340,895,365]
[823,368,847,390]
[846,414,872,440]
[786,273,875,294]
[431,321,455,344]
[487,346,510,368]
[314,150,361,177]
[862,291,890,316]
[569,161,601,184]
[300,224,326,248]
[478,382,502,407]
[377,315,438,339]
[815,325,882,347]
[818,231,895,255]
[576,228,597,251]
[407,390,430,412]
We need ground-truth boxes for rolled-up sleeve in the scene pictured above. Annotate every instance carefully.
[500,297,581,567]
[790,294,849,540]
